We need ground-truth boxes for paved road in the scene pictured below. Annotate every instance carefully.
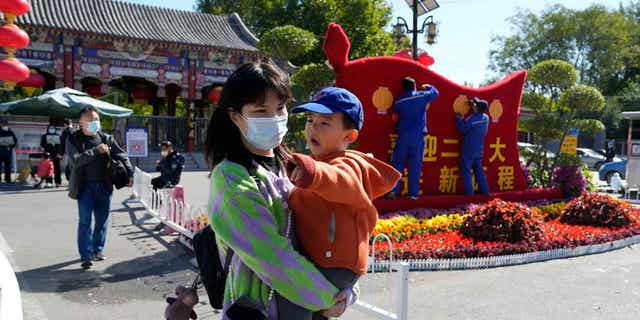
[2,172,640,320]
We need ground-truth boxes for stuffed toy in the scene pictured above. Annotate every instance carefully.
[165,285,199,320]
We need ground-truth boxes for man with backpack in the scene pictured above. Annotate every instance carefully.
[66,106,133,269]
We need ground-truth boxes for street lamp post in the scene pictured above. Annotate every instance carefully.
[393,1,439,61]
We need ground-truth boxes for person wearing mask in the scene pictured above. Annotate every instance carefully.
[388,77,439,200]
[0,118,18,183]
[60,119,74,181]
[456,97,490,196]
[66,106,133,269]
[205,63,350,318]
[151,141,185,190]
[41,124,63,187]
[605,139,616,163]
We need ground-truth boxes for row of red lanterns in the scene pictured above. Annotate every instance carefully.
[0,0,30,89]
[128,86,223,104]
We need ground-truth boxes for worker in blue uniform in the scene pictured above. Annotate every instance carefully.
[456,97,490,196]
[389,77,439,199]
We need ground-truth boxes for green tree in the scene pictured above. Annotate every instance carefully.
[489,4,637,96]
[196,0,398,65]
[521,60,605,186]
[258,25,318,62]
[290,63,334,99]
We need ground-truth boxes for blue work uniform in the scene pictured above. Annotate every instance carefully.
[391,86,439,197]
[456,112,490,195]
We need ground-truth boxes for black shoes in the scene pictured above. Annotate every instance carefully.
[81,260,93,269]
[93,251,105,261]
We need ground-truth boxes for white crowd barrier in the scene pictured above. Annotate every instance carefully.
[132,167,408,320]
[353,234,409,320]
[132,167,208,249]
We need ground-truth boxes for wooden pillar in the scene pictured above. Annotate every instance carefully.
[166,84,180,116]
[63,46,73,88]
[186,58,197,152]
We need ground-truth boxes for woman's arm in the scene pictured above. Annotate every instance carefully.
[209,164,339,311]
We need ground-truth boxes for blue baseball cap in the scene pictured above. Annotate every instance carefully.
[291,87,364,130]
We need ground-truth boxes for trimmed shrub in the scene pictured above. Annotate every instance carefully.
[561,193,633,227]
[460,199,543,243]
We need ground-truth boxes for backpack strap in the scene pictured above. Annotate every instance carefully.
[223,247,233,273]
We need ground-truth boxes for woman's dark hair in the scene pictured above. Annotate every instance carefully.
[205,62,292,170]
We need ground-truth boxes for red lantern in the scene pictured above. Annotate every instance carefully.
[0,58,29,89]
[131,87,152,104]
[207,86,222,104]
[0,0,30,25]
[84,84,102,98]
[0,24,29,57]
[18,70,45,96]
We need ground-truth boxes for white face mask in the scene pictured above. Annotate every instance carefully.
[87,120,101,134]
[240,115,288,151]
[48,128,56,134]
[161,151,168,157]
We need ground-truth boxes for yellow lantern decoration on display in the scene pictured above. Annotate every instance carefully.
[372,86,393,115]
[489,99,504,123]
[453,94,470,115]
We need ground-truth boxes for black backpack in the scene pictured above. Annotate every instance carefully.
[98,132,130,189]
[193,225,233,310]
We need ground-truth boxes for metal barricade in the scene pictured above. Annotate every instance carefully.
[352,234,409,320]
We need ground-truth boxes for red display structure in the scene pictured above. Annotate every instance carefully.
[323,23,530,206]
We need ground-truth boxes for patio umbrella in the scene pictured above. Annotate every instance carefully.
[0,87,133,118]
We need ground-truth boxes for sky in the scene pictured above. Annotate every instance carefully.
[125,0,629,86]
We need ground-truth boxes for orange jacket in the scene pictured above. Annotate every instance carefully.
[37,158,54,178]
[287,150,401,274]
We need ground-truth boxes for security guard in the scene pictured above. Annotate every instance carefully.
[41,124,63,187]
[0,118,17,183]
[389,77,439,199]
[456,97,490,196]
[151,141,185,190]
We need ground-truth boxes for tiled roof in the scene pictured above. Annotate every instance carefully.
[13,0,258,51]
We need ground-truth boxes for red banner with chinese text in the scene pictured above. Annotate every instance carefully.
[324,24,527,195]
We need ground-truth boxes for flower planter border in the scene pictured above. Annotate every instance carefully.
[370,234,640,272]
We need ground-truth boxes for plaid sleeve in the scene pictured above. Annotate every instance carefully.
[209,163,338,311]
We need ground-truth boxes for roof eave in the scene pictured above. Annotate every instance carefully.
[23,24,259,53]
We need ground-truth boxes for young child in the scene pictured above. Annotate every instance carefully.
[286,87,401,319]
[33,152,54,188]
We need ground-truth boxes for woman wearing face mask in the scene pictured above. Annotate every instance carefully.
[40,124,63,187]
[205,63,350,319]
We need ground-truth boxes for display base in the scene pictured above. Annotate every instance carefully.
[374,188,564,214]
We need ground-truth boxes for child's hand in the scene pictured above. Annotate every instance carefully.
[322,291,347,318]
[286,156,300,182]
